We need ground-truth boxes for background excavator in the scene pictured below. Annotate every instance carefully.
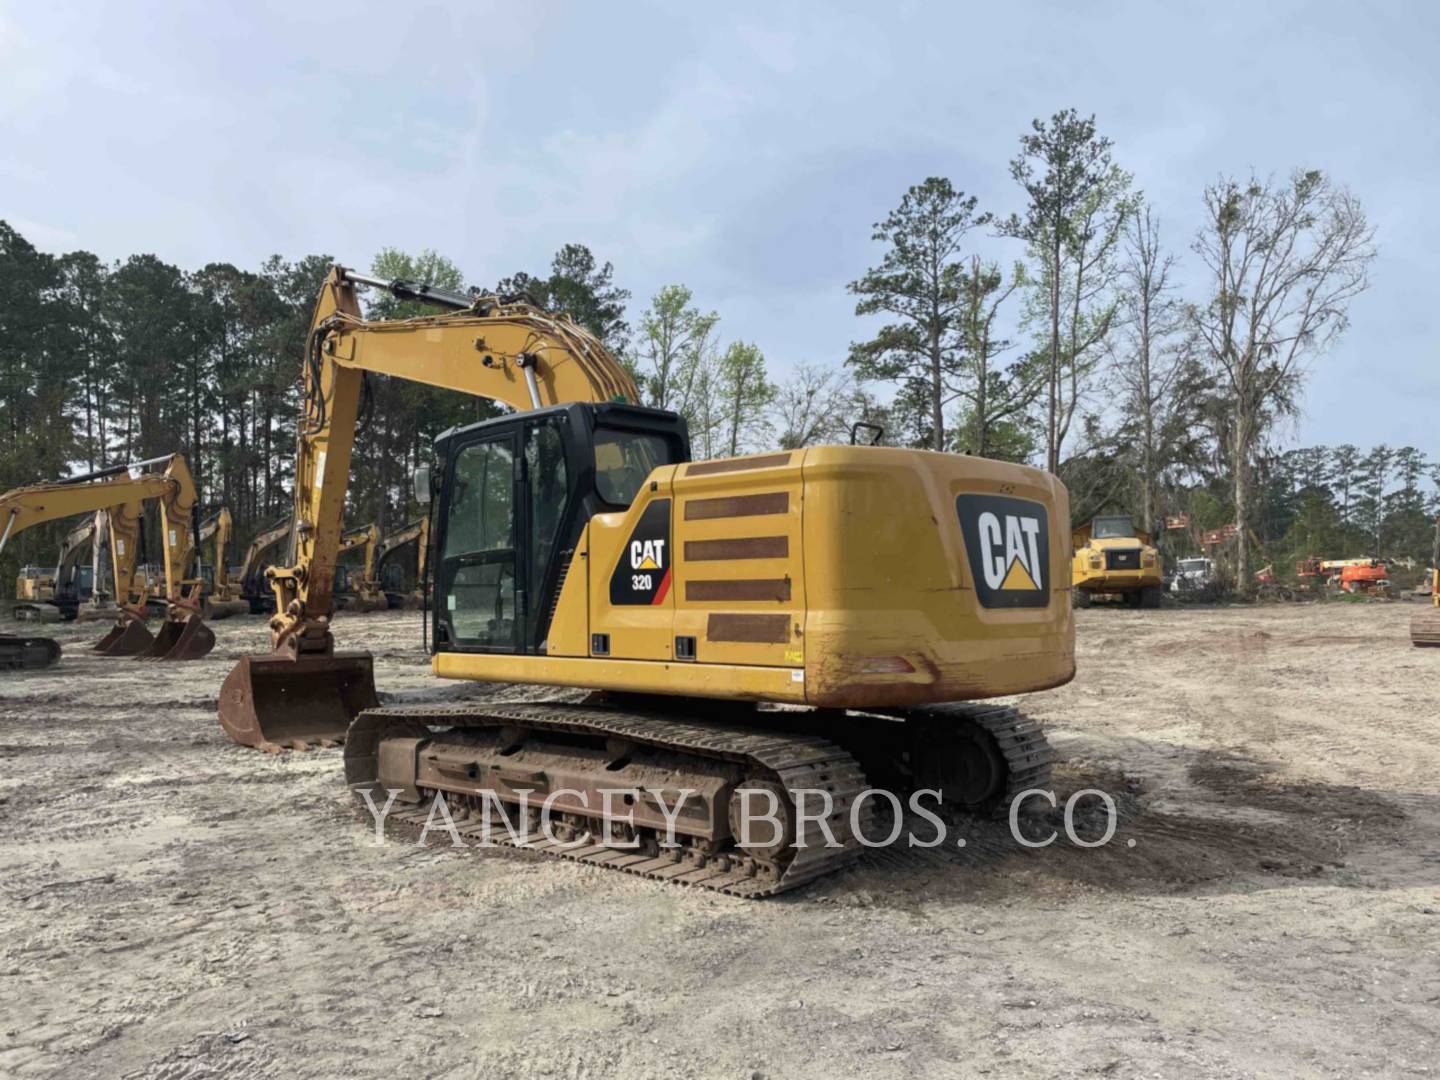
[195,507,249,619]
[0,454,216,665]
[11,515,101,622]
[377,517,429,608]
[75,510,117,622]
[217,266,1073,895]
[1414,518,1440,647]
[332,523,386,612]
[237,517,292,614]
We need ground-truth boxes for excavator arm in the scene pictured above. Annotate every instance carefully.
[332,523,384,612]
[196,507,248,618]
[221,264,638,747]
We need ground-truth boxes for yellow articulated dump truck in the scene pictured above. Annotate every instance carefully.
[1071,514,1162,609]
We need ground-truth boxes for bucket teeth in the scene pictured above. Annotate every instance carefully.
[136,615,215,661]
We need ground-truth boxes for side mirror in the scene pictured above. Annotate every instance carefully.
[413,465,433,506]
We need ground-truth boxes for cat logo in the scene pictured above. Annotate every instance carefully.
[631,539,665,571]
[611,499,672,606]
[955,494,1051,609]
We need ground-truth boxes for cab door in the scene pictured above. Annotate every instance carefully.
[435,430,520,652]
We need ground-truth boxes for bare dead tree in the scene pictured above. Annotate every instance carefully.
[772,362,858,449]
[1191,170,1376,593]
[1112,207,1188,534]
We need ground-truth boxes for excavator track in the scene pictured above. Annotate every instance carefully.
[0,634,62,670]
[863,702,1058,815]
[348,701,871,897]
[346,699,1054,897]
[1412,606,1440,647]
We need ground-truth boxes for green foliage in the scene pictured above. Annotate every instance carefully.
[496,243,632,360]
[1002,110,1134,472]
[635,284,719,418]
[847,177,989,452]
[714,341,776,457]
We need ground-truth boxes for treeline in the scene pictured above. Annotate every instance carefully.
[2,107,1434,590]
[0,221,863,579]
[837,110,1435,583]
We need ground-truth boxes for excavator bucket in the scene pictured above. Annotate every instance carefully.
[1,634,62,670]
[138,615,215,661]
[218,651,377,751]
[94,619,155,656]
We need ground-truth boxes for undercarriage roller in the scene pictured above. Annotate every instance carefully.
[220,651,378,750]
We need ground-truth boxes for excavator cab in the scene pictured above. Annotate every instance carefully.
[430,402,688,657]
[219,401,687,750]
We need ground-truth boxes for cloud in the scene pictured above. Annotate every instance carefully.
[0,0,1434,451]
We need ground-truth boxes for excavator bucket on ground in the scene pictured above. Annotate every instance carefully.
[219,651,377,751]
[93,618,155,656]
[138,614,215,661]
[1,635,61,669]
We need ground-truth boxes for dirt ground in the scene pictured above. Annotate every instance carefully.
[1,601,1436,1079]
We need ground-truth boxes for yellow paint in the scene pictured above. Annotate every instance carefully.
[455,445,1075,708]
[264,265,1075,712]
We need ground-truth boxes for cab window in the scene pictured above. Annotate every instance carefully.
[594,428,671,506]
[1091,516,1137,540]
[442,437,516,649]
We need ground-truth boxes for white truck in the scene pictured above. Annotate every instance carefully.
[1170,556,1216,595]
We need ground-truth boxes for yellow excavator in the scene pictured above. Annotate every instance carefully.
[332,523,386,612]
[195,507,250,619]
[11,514,100,622]
[0,454,216,664]
[237,517,292,614]
[377,517,430,608]
[218,266,1074,895]
[1414,517,1440,647]
[75,510,117,622]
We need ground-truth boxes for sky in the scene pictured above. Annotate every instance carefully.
[2,0,1435,453]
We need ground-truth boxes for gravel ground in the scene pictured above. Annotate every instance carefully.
[1,601,1436,1079]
